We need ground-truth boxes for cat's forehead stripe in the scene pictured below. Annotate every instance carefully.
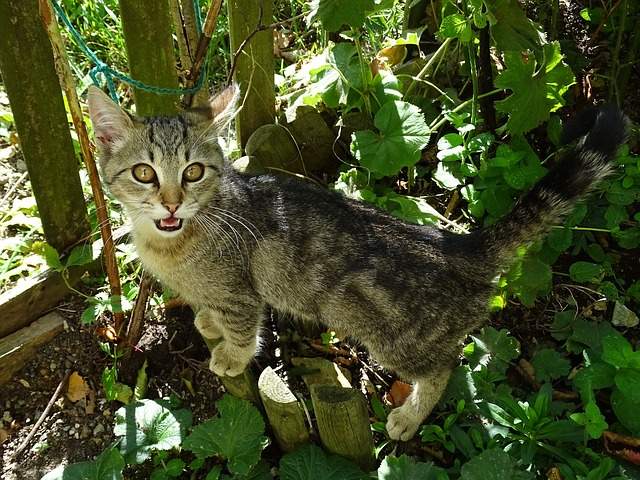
[145,117,188,155]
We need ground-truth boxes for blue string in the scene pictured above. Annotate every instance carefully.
[52,0,207,103]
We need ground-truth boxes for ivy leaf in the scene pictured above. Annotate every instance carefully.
[439,14,472,42]
[42,447,125,480]
[307,0,375,31]
[352,100,430,177]
[279,444,367,480]
[377,454,447,479]
[114,399,192,464]
[183,395,269,476]
[495,42,574,135]
[531,348,570,383]
[460,448,535,480]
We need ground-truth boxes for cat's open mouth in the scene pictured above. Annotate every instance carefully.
[155,217,183,232]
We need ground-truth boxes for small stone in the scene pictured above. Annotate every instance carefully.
[103,409,111,417]
[612,301,639,327]
[39,369,48,377]
[80,425,91,439]
[49,362,56,371]
[93,423,105,436]
[68,428,75,435]
[64,360,72,369]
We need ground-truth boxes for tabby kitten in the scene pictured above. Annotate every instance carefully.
[88,85,627,441]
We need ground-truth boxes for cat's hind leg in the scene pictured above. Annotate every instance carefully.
[386,368,452,441]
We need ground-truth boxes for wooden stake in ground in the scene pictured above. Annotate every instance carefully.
[258,367,309,452]
[39,0,124,332]
[310,384,375,470]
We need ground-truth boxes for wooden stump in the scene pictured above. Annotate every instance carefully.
[310,385,375,470]
[291,357,352,388]
[258,367,309,452]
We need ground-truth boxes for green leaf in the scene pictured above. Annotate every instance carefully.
[570,402,607,439]
[377,454,448,480]
[42,244,63,271]
[487,0,545,52]
[306,0,375,31]
[615,369,640,403]
[466,327,520,375]
[549,310,578,341]
[602,333,634,368]
[547,228,573,252]
[279,444,367,480]
[531,348,570,383]
[495,42,574,135]
[569,262,604,284]
[573,362,616,396]
[460,448,535,480]
[439,14,472,42]
[352,100,430,177]
[568,320,617,356]
[66,243,94,267]
[114,399,192,464]
[611,388,640,435]
[41,447,125,480]
[432,163,463,190]
[183,395,269,476]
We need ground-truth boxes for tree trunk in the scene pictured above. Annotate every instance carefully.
[119,0,180,116]
[227,0,275,149]
[0,0,89,252]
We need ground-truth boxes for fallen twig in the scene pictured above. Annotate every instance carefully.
[13,370,71,458]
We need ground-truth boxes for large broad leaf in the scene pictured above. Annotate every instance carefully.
[460,448,535,480]
[531,348,570,383]
[114,399,192,464]
[487,0,546,52]
[352,100,430,177]
[377,454,448,479]
[279,444,367,480]
[611,388,640,436]
[307,0,382,31]
[495,42,574,135]
[41,447,125,480]
[183,395,269,476]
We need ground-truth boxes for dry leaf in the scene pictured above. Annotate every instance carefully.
[96,325,119,343]
[18,379,30,389]
[66,371,90,402]
[389,380,412,407]
[0,428,8,445]
[85,388,96,415]
[547,467,563,480]
[604,430,640,465]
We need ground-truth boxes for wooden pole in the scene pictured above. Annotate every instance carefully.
[310,385,375,470]
[39,0,125,331]
[119,0,180,116]
[227,0,275,149]
[0,0,89,252]
[203,338,259,404]
[258,367,309,452]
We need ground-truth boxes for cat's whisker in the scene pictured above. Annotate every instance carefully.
[208,207,262,243]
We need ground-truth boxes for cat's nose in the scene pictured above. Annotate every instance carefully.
[163,203,180,214]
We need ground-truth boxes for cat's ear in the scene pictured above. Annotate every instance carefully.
[207,83,240,129]
[87,86,133,154]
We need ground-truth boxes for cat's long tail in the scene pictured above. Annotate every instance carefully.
[480,105,628,261]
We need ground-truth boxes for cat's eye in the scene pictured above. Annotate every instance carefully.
[183,163,204,182]
[132,163,156,183]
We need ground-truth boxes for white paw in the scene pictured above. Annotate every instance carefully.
[386,405,422,441]
[194,311,223,340]
[209,341,254,377]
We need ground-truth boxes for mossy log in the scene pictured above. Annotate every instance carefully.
[119,0,180,116]
[310,384,375,470]
[0,0,89,252]
[202,337,259,404]
[227,0,275,149]
[291,357,352,388]
[258,366,309,452]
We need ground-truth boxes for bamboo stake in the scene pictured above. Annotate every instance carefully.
[182,0,223,107]
[39,0,124,332]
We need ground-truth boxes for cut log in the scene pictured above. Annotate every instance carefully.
[310,384,375,470]
[258,366,309,452]
[0,312,65,384]
[291,357,352,388]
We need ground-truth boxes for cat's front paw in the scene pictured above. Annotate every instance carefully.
[209,341,254,377]
[194,310,223,340]
[386,404,422,441]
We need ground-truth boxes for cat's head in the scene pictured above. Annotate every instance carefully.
[87,85,239,240]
